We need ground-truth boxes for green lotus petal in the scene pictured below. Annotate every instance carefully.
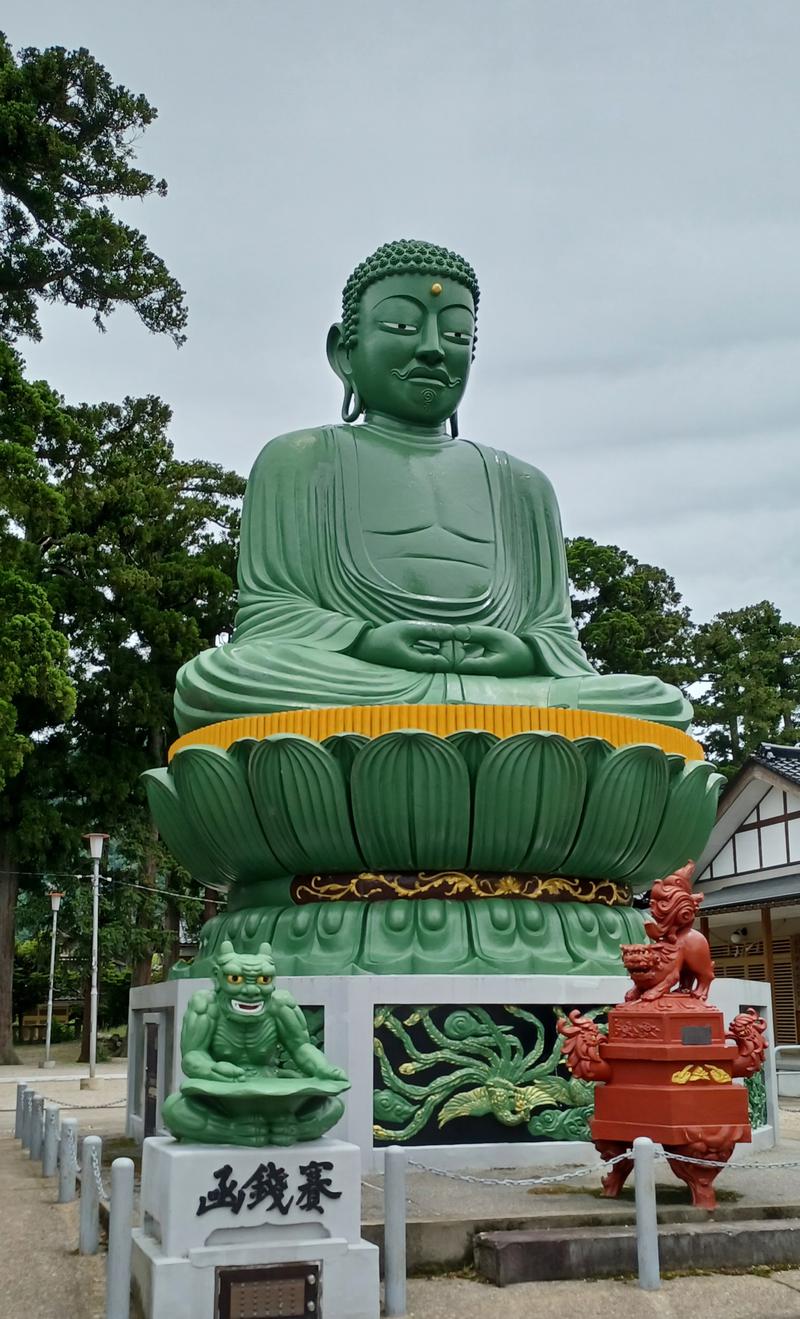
[228,738,261,770]
[572,736,614,777]
[445,730,499,788]
[171,745,286,884]
[351,730,470,870]
[321,733,369,781]
[623,760,725,888]
[565,743,670,878]
[470,732,586,872]
[248,734,363,874]
[143,768,218,882]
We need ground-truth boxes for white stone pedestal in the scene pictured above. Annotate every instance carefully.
[132,1136,379,1319]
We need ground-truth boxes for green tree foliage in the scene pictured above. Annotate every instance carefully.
[0,388,243,1054]
[0,34,186,343]
[0,342,76,791]
[566,537,697,691]
[693,602,800,774]
[0,33,190,1061]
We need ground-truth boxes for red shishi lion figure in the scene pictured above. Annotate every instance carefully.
[557,861,770,1211]
[727,1009,769,1077]
[621,861,715,1002]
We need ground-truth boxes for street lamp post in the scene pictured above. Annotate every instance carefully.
[40,890,64,1070]
[82,832,108,1090]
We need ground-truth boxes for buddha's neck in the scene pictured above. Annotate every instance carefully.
[360,410,452,446]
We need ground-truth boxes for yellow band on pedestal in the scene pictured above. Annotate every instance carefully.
[169,704,703,761]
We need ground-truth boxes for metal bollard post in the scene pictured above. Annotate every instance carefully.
[633,1137,661,1291]
[42,1104,60,1177]
[79,1135,102,1255]
[384,1145,408,1317]
[58,1117,79,1203]
[21,1089,33,1151]
[14,1083,28,1140]
[106,1158,135,1319]
[29,1095,45,1161]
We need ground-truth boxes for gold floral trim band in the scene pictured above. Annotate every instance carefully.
[290,871,632,907]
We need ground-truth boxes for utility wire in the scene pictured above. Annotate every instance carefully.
[1,868,223,903]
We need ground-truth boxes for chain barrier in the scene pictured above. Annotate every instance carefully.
[659,1151,800,1171]
[63,1121,78,1170]
[405,1150,800,1186]
[406,1151,632,1187]
[2,1097,126,1114]
[89,1144,110,1201]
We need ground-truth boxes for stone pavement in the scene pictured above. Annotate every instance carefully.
[406,1271,800,1317]
[0,1132,105,1319]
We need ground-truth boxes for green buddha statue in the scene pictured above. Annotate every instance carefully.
[175,238,690,736]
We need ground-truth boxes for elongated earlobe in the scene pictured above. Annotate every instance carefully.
[449,411,459,438]
[341,383,364,423]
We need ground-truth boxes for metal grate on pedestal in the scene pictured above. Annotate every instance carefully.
[216,1264,320,1318]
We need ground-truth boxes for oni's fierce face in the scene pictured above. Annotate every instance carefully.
[213,940,276,1019]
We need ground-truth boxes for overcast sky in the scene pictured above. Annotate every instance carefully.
[5,1,800,623]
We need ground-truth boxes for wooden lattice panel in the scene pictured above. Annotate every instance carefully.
[712,937,798,1043]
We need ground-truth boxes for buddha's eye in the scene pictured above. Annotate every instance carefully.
[256,975,273,985]
[379,321,418,335]
[226,974,243,985]
[443,330,472,344]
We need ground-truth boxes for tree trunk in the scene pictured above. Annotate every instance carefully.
[131,954,153,987]
[78,974,91,1063]
[132,725,167,988]
[0,835,20,1064]
[728,716,740,761]
[162,899,181,977]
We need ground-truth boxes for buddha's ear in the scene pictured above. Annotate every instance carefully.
[326,322,352,387]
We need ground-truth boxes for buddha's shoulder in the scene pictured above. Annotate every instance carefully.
[249,426,342,474]
[464,439,557,495]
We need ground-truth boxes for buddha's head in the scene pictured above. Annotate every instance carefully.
[327,239,479,429]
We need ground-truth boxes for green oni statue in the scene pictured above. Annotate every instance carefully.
[161,941,349,1146]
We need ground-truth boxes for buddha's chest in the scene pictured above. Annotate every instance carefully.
[356,438,496,597]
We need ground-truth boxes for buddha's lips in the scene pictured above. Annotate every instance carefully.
[392,367,461,388]
[230,999,265,1015]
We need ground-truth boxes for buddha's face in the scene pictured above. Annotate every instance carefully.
[346,273,475,425]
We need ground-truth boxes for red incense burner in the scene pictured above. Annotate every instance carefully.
[558,863,768,1210]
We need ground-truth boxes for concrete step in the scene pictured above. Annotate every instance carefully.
[363,1201,800,1274]
[475,1218,800,1286]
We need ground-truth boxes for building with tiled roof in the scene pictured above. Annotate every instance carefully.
[695,742,800,1045]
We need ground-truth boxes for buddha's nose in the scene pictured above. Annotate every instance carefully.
[415,318,445,365]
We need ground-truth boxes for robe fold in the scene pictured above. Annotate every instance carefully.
[174,425,691,733]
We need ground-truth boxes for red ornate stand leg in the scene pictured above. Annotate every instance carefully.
[663,1136,736,1210]
[594,1141,634,1197]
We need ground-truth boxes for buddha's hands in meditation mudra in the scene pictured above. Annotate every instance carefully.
[173,239,692,732]
[353,621,535,677]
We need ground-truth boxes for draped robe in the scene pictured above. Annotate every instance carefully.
[174,425,691,733]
